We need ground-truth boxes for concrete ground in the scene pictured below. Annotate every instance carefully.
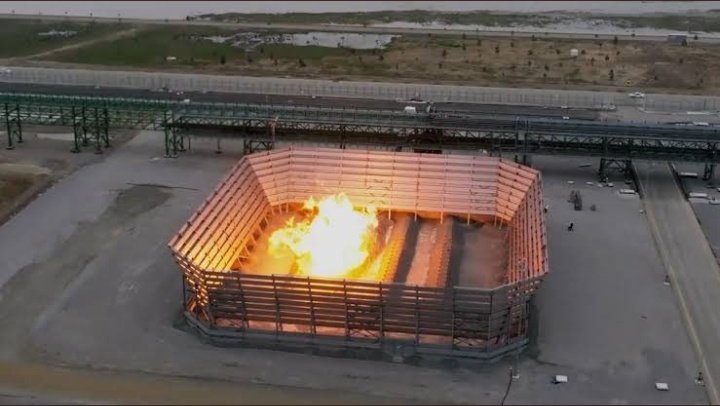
[452,222,507,289]
[0,132,709,404]
[640,161,720,404]
[507,156,706,404]
[671,161,720,262]
[0,127,134,226]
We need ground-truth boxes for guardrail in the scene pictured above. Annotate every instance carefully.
[3,66,720,111]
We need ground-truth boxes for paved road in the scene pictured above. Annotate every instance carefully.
[0,360,412,405]
[2,13,720,44]
[0,82,598,120]
[1,66,719,112]
[636,161,720,405]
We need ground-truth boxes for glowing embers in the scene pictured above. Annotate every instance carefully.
[268,193,379,278]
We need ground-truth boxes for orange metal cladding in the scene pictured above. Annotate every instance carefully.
[169,146,547,288]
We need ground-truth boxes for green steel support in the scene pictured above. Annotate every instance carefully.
[703,163,716,182]
[1,91,720,165]
[81,105,89,147]
[163,110,184,158]
[71,106,83,153]
[93,108,103,154]
[4,103,23,150]
[102,107,110,148]
[599,158,631,181]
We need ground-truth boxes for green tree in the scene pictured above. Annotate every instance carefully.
[220,54,226,65]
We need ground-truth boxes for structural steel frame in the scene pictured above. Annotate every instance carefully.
[1,91,718,167]
[169,147,547,358]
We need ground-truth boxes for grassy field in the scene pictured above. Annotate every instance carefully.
[44,25,720,94]
[196,10,720,33]
[48,26,360,69]
[196,10,558,27]
[0,19,126,58]
[49,26,369,69]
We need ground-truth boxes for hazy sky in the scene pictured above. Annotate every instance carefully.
[0,1,717,19]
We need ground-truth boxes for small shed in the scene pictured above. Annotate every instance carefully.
[570,49,579,57]
[667,34,688,45]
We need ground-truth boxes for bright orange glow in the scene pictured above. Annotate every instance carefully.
[268,194,378,278]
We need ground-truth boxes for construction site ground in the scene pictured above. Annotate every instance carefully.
[0,131,709,404]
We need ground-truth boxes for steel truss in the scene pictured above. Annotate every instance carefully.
[4,103,22,150]
[1,91,719,163]
[70,106,110,153]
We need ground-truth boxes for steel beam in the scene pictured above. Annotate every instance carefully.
[1,91,720,163]
[4,103,22,150]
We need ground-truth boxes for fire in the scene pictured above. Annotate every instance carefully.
[268,194,378,278]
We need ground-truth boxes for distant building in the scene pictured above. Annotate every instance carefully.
[37,30,77,38]
[570,48,579,57]
[667,34,688,45]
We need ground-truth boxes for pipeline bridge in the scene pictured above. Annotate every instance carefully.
[2,91,718,180]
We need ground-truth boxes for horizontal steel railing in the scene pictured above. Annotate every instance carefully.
[2,66,720,110]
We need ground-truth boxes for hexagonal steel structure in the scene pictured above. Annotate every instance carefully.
[169,147,548,359]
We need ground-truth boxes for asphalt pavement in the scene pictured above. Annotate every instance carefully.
[0,82,599,120]
[636,161,720,405]
[3,65,717,112]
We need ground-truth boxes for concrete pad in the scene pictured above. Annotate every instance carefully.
[0,137,708,404]
[506,156,706,405]
[636,161,720,404]
[35,133,74,142]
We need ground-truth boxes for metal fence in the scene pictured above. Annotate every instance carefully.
[179,267,535,359]
[2,66,719,111]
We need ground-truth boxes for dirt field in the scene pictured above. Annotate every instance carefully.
[38,26,720,95]
[0,128,136,227]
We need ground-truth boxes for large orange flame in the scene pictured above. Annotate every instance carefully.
[268,194,378,278]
